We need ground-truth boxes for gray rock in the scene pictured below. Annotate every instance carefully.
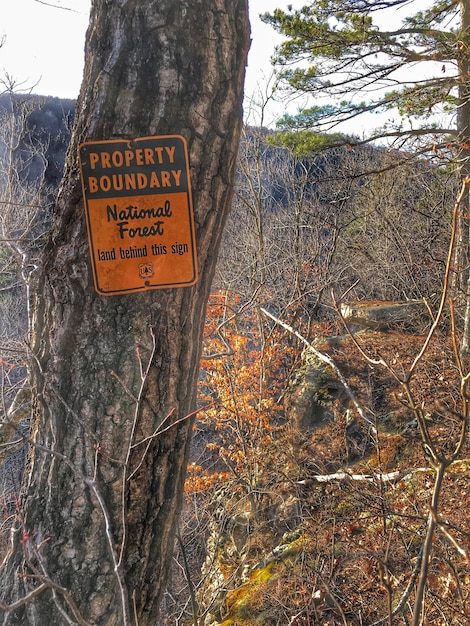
[341,300,428,331]
[284,351,343,430]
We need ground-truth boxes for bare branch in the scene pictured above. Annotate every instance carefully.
[0,583,48,612]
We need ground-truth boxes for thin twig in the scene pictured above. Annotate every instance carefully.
[407,177,470,379]
[130,403,216,450]
[32,0,82,12]
[203,287,262,359]
[85,478,131,625]
[118,326,157,567]
[176,526,200,626]
[430,507,470,565]
[127,403,215,482]
[132,590,139,626]
[6,435,131,624]
[110,370,138,402]
[0,583,48,611]
[371,539,426,626]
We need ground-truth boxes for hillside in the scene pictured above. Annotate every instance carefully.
[0,93,75,342]
[0,98,468,625]
[171,322,470,625]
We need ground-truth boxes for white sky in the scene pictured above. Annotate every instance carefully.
[0,0,290,124]
[1,0,441,136]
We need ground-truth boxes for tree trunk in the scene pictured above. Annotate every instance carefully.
[0,1,250,624]
[455,0,470,354]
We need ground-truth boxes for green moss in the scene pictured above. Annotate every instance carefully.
[221,536,311,624]
[224,562,275,621]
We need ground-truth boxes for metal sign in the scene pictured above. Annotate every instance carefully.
[79,135,197,295]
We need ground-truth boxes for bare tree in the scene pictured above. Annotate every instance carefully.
[0,86,54,345]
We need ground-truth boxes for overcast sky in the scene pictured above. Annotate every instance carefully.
[0,0,291,124]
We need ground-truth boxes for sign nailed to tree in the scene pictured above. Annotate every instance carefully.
[79,135,198,295]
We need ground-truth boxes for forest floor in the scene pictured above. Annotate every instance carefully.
[171,327,470,626]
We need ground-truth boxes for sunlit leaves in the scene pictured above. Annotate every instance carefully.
[185,291,294,496]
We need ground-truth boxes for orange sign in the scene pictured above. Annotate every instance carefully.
[78,135,197,295]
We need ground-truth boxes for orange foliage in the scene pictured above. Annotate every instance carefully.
[185,290,296,496]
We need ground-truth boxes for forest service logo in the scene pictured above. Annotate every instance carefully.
[78,135,198,295]
[138,262,155,279]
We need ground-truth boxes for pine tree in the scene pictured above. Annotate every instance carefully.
[264,0,470,350]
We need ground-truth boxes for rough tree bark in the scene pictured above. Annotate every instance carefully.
[457,0,470,355]
[0,1,250,624]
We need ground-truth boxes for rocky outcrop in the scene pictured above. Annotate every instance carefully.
[340,299,429,331]
[196,487,254,625]
[284,351,344,431]
[197,485,305,626]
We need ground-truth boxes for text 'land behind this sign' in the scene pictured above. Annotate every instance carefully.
[79,135,198,295]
